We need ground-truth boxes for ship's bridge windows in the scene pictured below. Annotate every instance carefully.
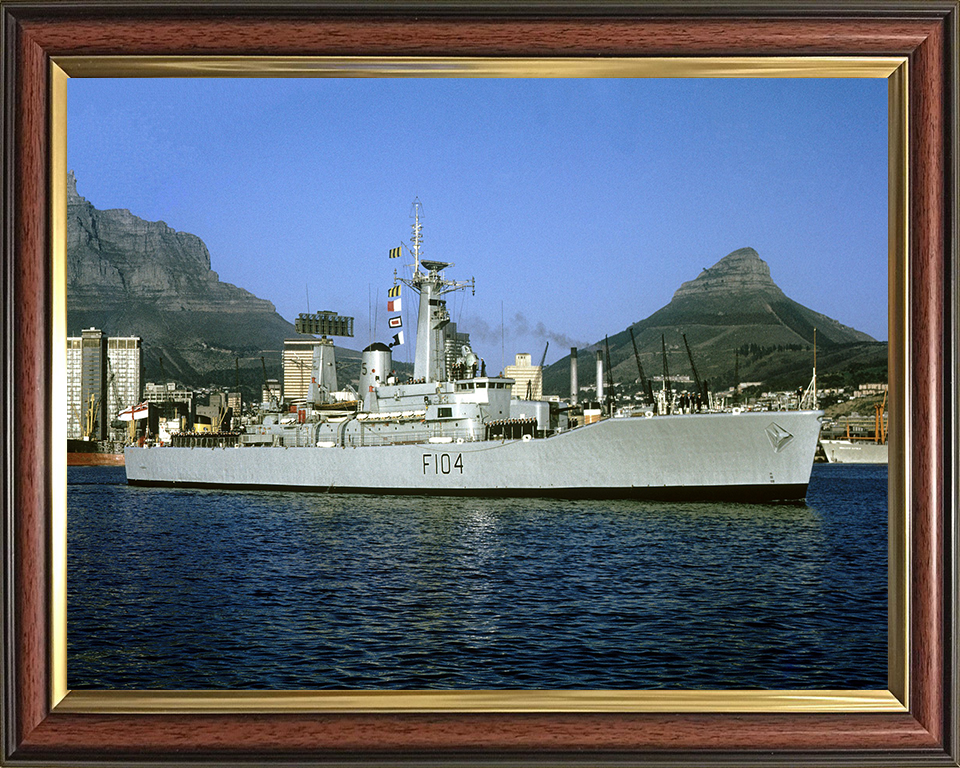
[476,382,487,389]
[438,407,453,418]
[456,383,475,391]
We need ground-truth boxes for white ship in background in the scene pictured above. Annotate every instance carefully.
[820,392,888,464]
[126,202,824,502]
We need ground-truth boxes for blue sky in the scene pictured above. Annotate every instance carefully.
[68,77,887,369]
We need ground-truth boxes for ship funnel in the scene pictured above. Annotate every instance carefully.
[360,343,392,411]
[596,350,604,405]
[570,347,579,405]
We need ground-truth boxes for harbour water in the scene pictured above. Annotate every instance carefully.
[67,463,887,690]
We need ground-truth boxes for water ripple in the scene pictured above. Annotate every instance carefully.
[68,464,887,689]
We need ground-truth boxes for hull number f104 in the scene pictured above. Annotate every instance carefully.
[423,453,464,475]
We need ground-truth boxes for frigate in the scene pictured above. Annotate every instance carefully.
[125,202,823,501]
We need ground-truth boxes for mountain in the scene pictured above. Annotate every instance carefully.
[67,172,324,389]
[543,247,886,397]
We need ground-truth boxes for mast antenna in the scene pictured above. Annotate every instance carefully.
[411,198,423,275]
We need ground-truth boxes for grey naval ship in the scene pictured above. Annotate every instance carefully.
[125,204,824,502]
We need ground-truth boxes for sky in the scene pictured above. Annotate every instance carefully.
[67,77,888,370]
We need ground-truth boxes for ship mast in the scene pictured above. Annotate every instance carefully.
[411,198,423,275]
[799,327,818,410]
[397,199,474,383]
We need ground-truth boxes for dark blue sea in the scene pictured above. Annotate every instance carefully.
[67,463,887,689]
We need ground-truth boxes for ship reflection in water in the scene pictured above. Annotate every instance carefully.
[67,463,886,690]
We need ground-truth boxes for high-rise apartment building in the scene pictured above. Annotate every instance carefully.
[504,352,543,401]
[282,338,321,402]
[66,329,143,440]
[107,336,144,427]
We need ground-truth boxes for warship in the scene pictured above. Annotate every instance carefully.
[125,203,824,502]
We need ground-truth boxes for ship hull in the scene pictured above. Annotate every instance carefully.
[820,439,888,464]
[126,411,822,502]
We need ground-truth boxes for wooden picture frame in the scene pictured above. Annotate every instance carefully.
[2,2,957,765]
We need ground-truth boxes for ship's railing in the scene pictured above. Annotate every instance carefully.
[170,431,241,448]
[269,420,489,448]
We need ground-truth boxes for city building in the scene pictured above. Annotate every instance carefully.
[504,353,543,401]
[262,379,282,406]
[66,336,85,440]
[282,338,321,402]
[66,329,143,441]
[443,322,474,379]
[143,381,196,433]
[854,383,889,398]
[226,391,242,417]
[107,336,144,433]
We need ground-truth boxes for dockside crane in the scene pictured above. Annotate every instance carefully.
[682,333,707,405]
[733,348,740,405]
[604,335,617,413]
[526,341,549,400]
[83,393,102,440]
[661,335,672,415]
[629,328,655,409]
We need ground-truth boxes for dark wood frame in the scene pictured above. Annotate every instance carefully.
[2,2,957,765]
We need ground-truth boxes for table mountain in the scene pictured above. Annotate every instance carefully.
[67,172,310,386]
[543,247,886,397]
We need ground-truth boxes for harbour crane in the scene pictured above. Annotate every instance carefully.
[629,328,655,408]
[83,393,102,440]
[682,333,707,405]
[661,335,672,415]
[604,335,617,413]
[526,341,549,400]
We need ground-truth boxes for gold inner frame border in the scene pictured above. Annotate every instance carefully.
[48,55,909,715]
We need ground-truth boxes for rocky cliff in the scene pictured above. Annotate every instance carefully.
[651,247,874,348]
[67,172,301,384]
[671,247,784,301]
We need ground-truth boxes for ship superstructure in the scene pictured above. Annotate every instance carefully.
[126,202,824,501]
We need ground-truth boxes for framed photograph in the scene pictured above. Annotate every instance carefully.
[2,2,957,766]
